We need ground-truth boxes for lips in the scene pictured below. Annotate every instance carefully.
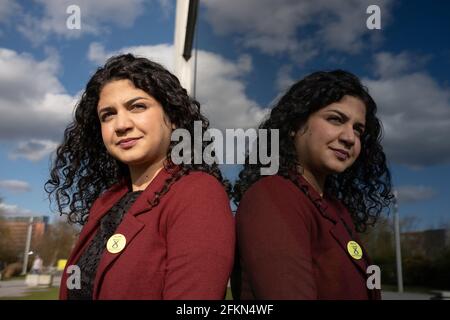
[330,147,350,160]
[117,137,142,149]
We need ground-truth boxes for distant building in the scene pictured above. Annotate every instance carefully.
[402,228,450,257]
[1,216,49,258]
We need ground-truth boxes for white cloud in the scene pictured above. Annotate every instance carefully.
[8,139,58,162]
[16,0,146,45]
[0,180,31,193]
[203,0,393,65]
[88,42,175,73]
[396,185,436,204]
[276,64,295,92]
[363,52,450,166]
[0,202,42,217]
[0,0,19,23]
[87,42,108,65]
[0,48,76,141]
[373,52,431,78]
[157,0,174,18]
[196,51,266,129]
[87,43,267,130]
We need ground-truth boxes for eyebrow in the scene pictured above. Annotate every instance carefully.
[327,109,366,129]
[98,96,149,115]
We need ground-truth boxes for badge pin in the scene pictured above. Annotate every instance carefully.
[347,240,363,260]
[106,233,126,254]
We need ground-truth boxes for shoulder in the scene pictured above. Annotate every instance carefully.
[163,171,233,227]
[175,170,225,190]
[237,175,314,227]
[166,170,230,208]
[171,171,228,199]
[241,175,300,205]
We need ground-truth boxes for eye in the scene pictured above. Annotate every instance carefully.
[354,126,365,137]
[131,103,147,110]
[101,112,114,122]
[328,116,343,124]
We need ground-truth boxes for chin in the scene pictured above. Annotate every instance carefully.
[325,162,350,174]
[119,157,148,166]
[110,152,143,165]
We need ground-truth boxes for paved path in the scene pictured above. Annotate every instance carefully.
[381,290,433,300]
[0,276,61,298]
[0,278,436,300]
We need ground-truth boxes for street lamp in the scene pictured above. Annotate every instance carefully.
[393,190,404,293]
[21,216,34,275]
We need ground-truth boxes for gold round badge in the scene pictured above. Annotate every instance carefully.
[106,233,126,254]
[347,241,363,260]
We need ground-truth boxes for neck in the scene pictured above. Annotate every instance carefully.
[300,168,325,197]
[129,157,166,191]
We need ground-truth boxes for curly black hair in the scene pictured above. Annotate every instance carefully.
[45,53,230,225]
[233,70,393,232]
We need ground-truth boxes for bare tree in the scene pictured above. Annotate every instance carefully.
[0,195,20,263]
[34,218,79,267]
[360,216,396,261]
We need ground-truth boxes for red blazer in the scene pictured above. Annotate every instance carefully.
[60,168,235,300]
[232,174,381,300]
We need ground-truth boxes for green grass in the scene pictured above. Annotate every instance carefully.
[0,287,59,300]
[225,287,233,300]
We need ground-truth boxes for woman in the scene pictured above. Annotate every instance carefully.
[231,70,393,300]
[45,54,235,300]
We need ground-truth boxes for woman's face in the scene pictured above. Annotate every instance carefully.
[97,79,173,168]
[293,95,366,178]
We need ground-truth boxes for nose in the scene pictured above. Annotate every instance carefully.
[338,124,356,148]
[114,111,134,135]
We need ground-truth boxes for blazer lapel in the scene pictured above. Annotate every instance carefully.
[329,221,368,276]
[351,229,382,300]
[296,174,368,276]
[66,183,129,265]
[60,182,129,299]
[92,165,180,298]
[92,213,145,299]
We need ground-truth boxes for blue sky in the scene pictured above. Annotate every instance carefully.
[0,0,449,231]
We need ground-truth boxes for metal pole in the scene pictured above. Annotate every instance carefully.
[21,216,33,275]
[393,190,404,293]
[192,7,198,100]
[174,0,199,95]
